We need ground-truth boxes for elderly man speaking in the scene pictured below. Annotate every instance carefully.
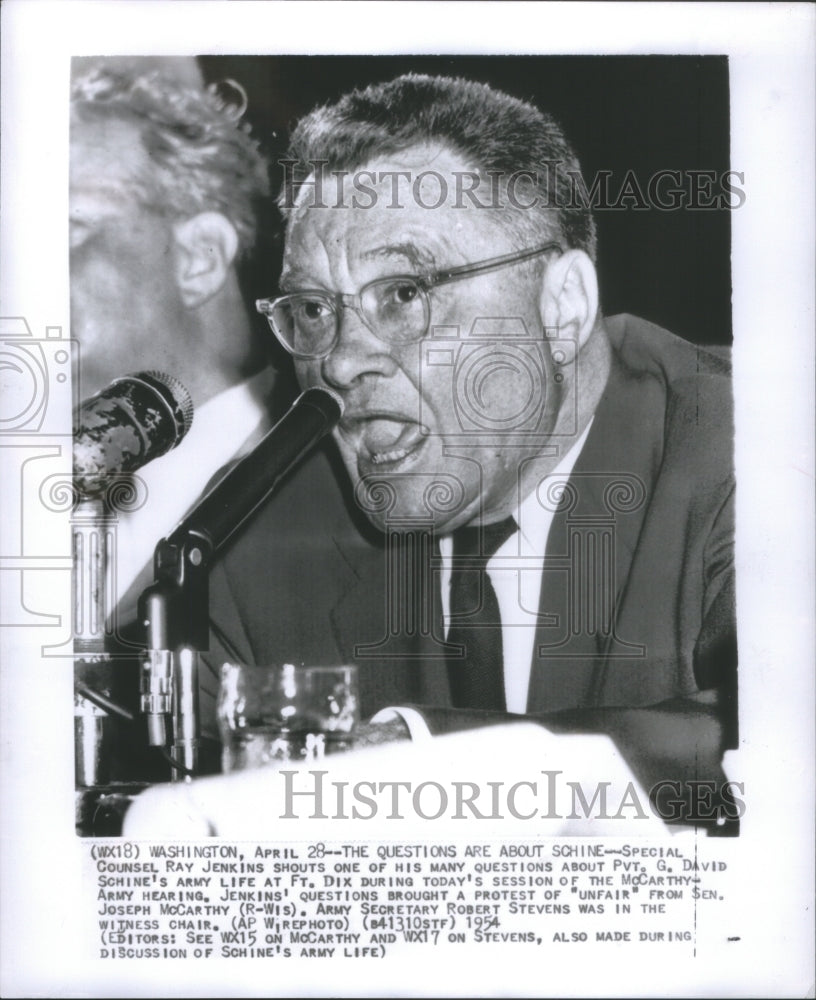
[209,74,736,808]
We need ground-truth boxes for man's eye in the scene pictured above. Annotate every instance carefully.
[380,281,420,307]
[296,299,331,323]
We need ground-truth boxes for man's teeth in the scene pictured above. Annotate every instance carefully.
[360,418,424,465]
[370,443,415,464]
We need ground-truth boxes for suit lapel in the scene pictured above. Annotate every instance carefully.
[528,354,665,712]
[208,560,258,665]
[330,526,453,714]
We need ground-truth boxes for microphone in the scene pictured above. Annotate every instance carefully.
[73,371,194,497]
[162,386,343,559]
[139,386,342,766]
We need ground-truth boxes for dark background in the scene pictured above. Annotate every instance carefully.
[198,55,732,349]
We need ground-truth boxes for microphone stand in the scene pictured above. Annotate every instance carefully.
[137,386,343,781]
[73,495,116,787]
[72,370,196,789]
[73,478,147,790]
[139,531,210,782]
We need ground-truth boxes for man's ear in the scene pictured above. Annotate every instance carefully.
[172,212,240,309]
[539,249,599,350]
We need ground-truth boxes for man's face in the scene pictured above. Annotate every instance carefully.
[283,146,562,533]
[70,115,189,399]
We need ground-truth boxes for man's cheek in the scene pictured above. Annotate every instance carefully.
[414,364,452,435]
[294,361,319,389]
[70,268,121,341]
[73,255,130,306]
[331,433,360,477]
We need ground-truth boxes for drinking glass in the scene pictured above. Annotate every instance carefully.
[217,663,358,773]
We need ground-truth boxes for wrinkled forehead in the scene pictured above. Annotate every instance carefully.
[287,141,479,215]
[283,142,509,276]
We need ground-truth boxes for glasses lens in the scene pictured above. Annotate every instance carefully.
[362,278,428,343]
[272,295,336,358]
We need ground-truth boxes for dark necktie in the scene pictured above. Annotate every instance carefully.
[445,516,517,711]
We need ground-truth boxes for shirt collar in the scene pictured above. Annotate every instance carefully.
[438,418,594,558]
[515,417,594,551]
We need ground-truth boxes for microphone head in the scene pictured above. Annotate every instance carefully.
[73,370,194,497]
[298,385,344,422]
[136,371,195,438]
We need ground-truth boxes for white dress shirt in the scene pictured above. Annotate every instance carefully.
[109,370,274,626]
[438,420,593,713]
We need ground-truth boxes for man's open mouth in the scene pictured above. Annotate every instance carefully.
[344,415,429,470]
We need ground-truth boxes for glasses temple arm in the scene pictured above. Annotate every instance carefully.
[426,242,563,288]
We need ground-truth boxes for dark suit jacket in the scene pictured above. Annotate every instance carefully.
[203,314,736,789]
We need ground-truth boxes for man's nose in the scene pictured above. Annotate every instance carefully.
[319,304,398,390]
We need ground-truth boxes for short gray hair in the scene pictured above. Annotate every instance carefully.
[280,73,596,260]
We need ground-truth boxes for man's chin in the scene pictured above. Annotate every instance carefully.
[360,508,449,536]
[351,480,466,536]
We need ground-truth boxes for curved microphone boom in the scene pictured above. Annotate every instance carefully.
[73,371,194,497]
[163,386,344,559]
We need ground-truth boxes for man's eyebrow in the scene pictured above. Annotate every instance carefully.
[361,242,436,272]
[279,242,437,292]
[278,269,313,292]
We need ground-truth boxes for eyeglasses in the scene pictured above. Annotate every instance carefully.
[256,241,563,360]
